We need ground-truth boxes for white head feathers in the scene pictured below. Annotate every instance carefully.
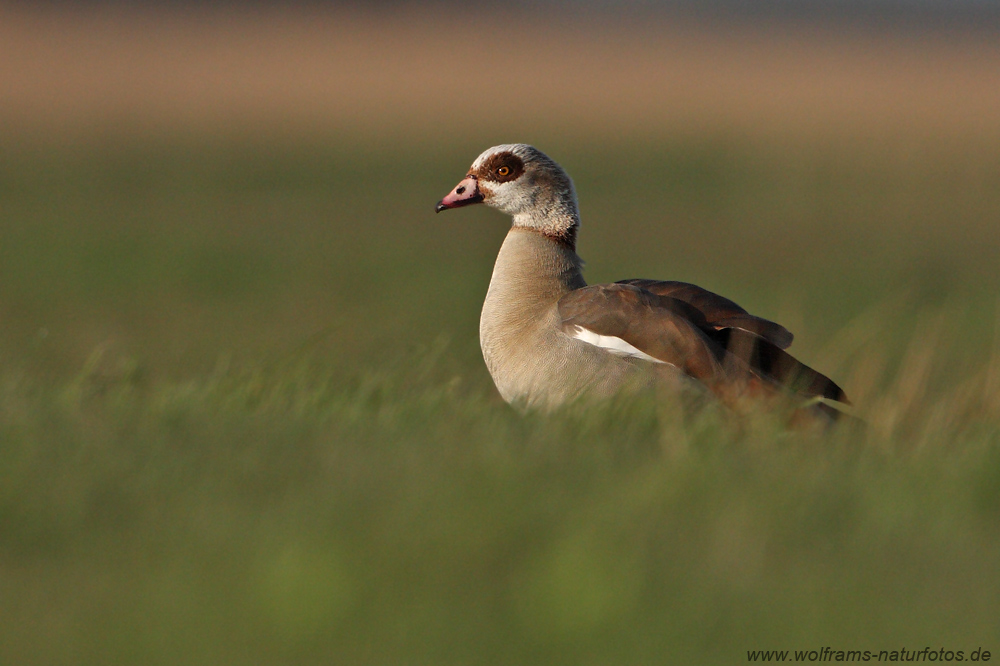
[469,144,581,244]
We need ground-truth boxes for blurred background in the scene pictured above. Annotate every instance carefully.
[2,2,1000,664]
[3,0,999,378]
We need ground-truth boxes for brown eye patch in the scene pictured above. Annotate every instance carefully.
[475,152,525,183]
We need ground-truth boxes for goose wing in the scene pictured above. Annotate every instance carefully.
[558,282,848,404]
[616,279,794,349]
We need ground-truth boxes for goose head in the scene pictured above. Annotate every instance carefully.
[436,144,580,244]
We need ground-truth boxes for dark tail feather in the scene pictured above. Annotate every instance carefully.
[714,329,850,405]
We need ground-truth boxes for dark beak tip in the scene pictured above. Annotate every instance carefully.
[435,201,448,213]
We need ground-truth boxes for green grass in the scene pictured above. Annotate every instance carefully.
[1,133,999,664]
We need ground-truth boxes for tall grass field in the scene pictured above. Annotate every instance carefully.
[2,8,1000,665]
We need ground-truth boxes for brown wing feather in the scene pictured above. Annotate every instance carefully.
[710,328,850,404]
[558,284,752,388]
[558,283,729,385]
[616,279,794,349]
[558,283,849,406]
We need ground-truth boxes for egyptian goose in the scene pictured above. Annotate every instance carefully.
[436,144,849,417]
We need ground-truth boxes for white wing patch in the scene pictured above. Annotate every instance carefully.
[570,325,668,365]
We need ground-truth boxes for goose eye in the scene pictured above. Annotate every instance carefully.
[497,166,510,177]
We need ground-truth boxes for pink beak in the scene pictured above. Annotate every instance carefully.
[435,175,484,212]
